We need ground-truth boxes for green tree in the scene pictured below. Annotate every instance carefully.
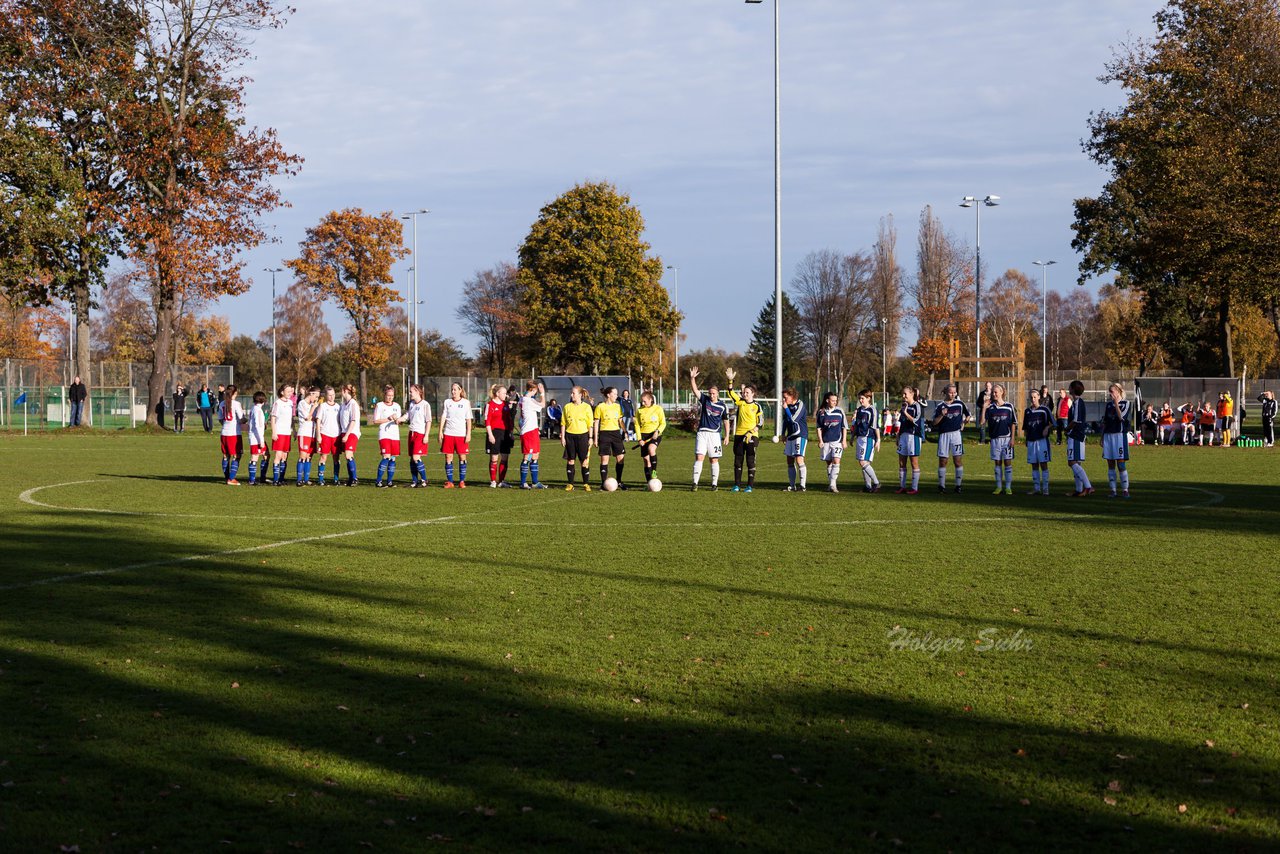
[745,290,806,390]
[517,182,679,374]
[1073,0,1280,375]
[220,334,273,394]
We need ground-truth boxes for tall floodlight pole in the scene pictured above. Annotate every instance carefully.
[881,316,888,409]
[265,267,282,393]
[400,209,428,386]
[666,264,679,405]
[1032,260,1057,384]
[959,195,999,391]
[746,0,781,435]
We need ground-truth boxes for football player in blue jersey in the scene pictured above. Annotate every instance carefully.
[1101,382,1132,498]
[895,386,924,494]
[984,383,1018,495]
[688,367,729,491]
[1022,388,1054,495]
[1066,379,1095,497]
[781,387,808,491]
[930,384,970,493]
[852,389,882,493]
[815,392,848,493]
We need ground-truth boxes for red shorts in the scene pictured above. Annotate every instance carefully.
[220,435,243,457]
[298,435,315,455]
[379,438,401,457]
[521,430,541,455]
[271,435,291,453]
[409,431,429,456]
[441,434,469,456]
[339,434,359,453]
[249,443,265,456]
[319,434,338,455]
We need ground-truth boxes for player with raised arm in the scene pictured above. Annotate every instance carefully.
[561,385,594,490]
[852,389,882,493]
[593,386,628,488]
[634,389,667,485]
[247,391,267,485]
[518,380,548,488]
[216,384,246,485]
[688,367,729,491]
[439,382,473,488]
[895,386,924,494]
[315,386,341,486]
[1102,382,1133,498]
[724,367,763,493]
[406,383,432,487]
[1065,379,1094,497]
[930,384,969,493]
[815,391,848,493]
[984,383,1018,495]
[1023,388,1053,495]
[781,388,808,492]
[373,384,405,488]
[270,384,294,486]
[338,384,362,486]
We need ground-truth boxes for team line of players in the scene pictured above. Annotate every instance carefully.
[212,374,1134,497]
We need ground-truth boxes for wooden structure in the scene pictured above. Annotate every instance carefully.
[948,339,1028,407]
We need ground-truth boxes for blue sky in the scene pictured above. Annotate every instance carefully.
[231,0,1160,357]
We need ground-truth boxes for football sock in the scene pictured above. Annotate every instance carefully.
[347,458,357,481]
[520,459,530,485]
[228,459,239,481]
[748,465,756,487]
[788,461,796,487]
[955,466,964,486]
[899,467,906,489]
[304,460,312,482]
[866,465,877,486]
[446,461,454,483]
[910,469,920,490]
[1108,469,1117,492]
[734,461,743,486]
[798,465,807,489]
[460,461,468,482]
[1003,466,1012,490]
[318,463,326,482]
[1032,469,1041,492]
[710,460,719,486]
[600,464,609,486]
[499,461,508,481]
[693,460,703,485]
[377,459,388,483]
[222,458,229,479]
[580,465,589,484]
[248,460,257,484]
[1041,470,1049,492]
[566,463,575,483]
[490,461,498,483]
[615,460,624,481]
[994,464,1001,485]
[828,463,838,488]
[645,462,654,481]
[296,460,304,482]
[531,461,540,484]
[387,459,396,482]
[938,467,947,488]
[260,460,268,482]
[1119,464,1129,491]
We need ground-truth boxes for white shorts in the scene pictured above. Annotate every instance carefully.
[820,441,844,462]
[1102,432,1130,461]
[855,436,876,462]
[784,437,807,457]
[1026,438,1051,465]
[695,430,724,459]
[989,436,1014,462]
[896,433,921,457]
[1067,437,1086,462]
[937,430,964,459]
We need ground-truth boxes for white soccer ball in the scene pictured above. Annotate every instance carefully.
[772,435,781,444]
[603,477,619,492]
[647,478,662,492]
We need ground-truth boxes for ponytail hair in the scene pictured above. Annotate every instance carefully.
[489,383,501,399]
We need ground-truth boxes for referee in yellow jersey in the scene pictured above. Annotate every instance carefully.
[593,387,628,488]
[725,367,764,492]
[561,386,594,490]
[634,390,667,483]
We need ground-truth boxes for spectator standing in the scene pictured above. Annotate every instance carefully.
[196,383,214,431]
[545,398,562,438]
[68,375,87,427]
[172,384,189,433]
[975,382,992,443]
[1259,391,1277,448]
[1055,388,1071,445]
[619,388,636,441]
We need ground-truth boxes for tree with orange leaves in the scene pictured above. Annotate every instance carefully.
[286,209,409,404]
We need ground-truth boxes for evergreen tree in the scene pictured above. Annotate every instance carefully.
[745,291,806,389]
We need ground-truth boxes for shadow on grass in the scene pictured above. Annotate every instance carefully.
[0,518,1275,851]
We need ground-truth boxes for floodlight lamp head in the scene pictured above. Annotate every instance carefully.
[959,201,974,208]
[745,0,765,4]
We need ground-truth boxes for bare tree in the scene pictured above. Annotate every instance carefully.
[870,215,905,363]
[455,261,523,375]
[791,249,876,405]
[907,206,972,397]
[982,269,1038,359]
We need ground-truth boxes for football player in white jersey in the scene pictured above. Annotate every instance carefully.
[439,382,473,488]
[315,386,341,486]
[294,386,320,486]
[247,390,268,485]
[337,384,362,486]
[406,383,433,487]
[518,380,548,488]
[373,384,405,487]
[216,384,246,485]
[270,384,295,486]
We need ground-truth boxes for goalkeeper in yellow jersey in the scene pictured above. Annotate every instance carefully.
[634,390,667,484]
[724,367,764,493]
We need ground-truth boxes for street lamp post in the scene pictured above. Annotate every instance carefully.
[746,0,782,436]
[1032,260,1057,384]
[881,316,888,410]
[265,267,282,393]
[666,264,679,406]
[400,209,428,386]
[959,195,999,393]
[405,266,415,352]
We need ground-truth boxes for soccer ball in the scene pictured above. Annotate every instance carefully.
[772,435,781,444]
[648,478,662,492]
[603,477,619,492]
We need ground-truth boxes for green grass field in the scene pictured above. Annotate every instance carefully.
[1,428,1277,851]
